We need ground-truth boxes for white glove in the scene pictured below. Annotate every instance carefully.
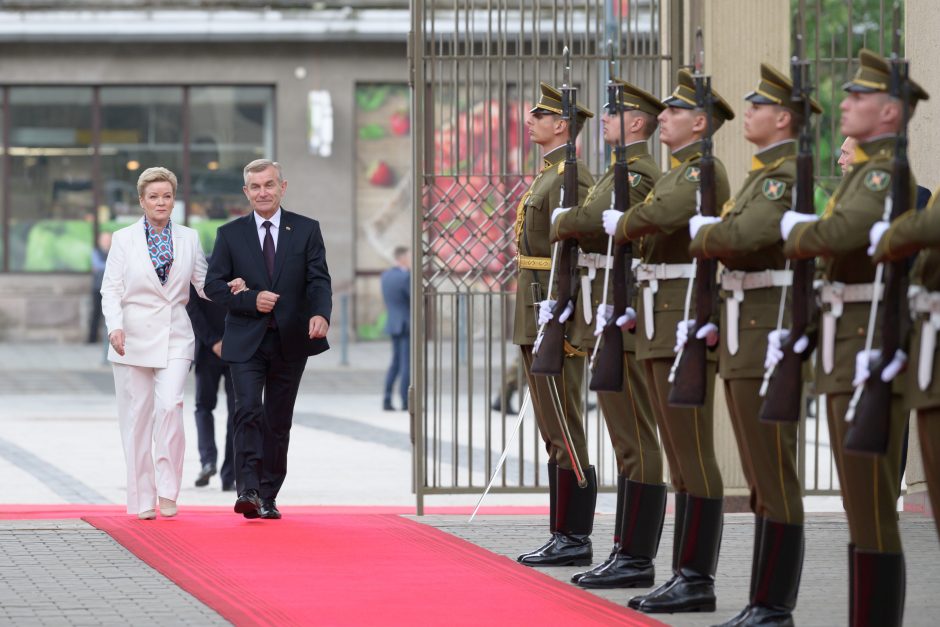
[764,329,810,370]
[689,215,721,239]
[696,322,719,347]
[551,206,570,224]
[780,210,819,241]
[867,220,890,257]
[616,307,637,331]
[538,299,573,326]
[853,349,908,387]
[602,209,624,237]
[594,304,614,337]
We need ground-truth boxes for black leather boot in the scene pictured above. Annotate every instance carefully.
[517,462,557,563]
[518,466,596,566]
[629,490,687,609]
[852,550,905,627]
[712,515,764,627]
[636,494,722,614]
[572,473,626,583]
[739,520,803,627]
[847,544,855,627]
[578,479,666,589]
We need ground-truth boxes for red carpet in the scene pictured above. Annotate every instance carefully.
[82,511,664,626]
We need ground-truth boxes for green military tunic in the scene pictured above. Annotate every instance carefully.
[550,141,662,483]
[690,140,802,525]
[874,190,940,540]
[784,135,912,553]
[513,144,594,469]
[613,140,731,500]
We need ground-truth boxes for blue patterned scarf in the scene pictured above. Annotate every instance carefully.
[144,219,174,285]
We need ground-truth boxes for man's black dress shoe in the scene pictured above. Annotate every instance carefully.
[194,463,217,487]
[234,489,261,519]
[383,400,395,411]
[260,499,282,520]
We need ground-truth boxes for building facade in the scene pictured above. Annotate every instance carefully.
[0,0,410,341]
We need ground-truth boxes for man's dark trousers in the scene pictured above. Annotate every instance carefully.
[229,328,307,499]
[385,332,409,409]
[194,359,236,487]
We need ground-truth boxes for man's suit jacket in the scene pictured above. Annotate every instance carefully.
[381,266,410,336]
[204,209,332,363]
[187,283,227,368]
[101,217,208,368]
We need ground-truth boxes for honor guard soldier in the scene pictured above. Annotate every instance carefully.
[602,68,734,614]
[514,81,597,567]
[689,63,821,627]
[871,190,940,544]
[778,49,928,627]
[550,79,667,589]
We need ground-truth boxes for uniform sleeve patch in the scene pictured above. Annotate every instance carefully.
[629,172,643,188]
[684,166,701,183]
[864,170,890,192]
[762,178,786,200]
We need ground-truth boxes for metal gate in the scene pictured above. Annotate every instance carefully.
[409,0,900,512]
[409,0,676,514]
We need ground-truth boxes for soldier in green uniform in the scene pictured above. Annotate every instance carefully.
[514,82,597,567]
[548,79,666,589]
[602,68,734,614]
[779,49,928,627]
[871,191,940,543]
[688,63,821,627]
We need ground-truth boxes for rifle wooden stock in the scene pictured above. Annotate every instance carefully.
[760,149,817,422]
[589,152,632,392]
[589,243,626,391]
[669,157,717,408]
[531,161,580,377]
[844,53,911,455]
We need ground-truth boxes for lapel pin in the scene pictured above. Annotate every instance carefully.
[285,225,292,231]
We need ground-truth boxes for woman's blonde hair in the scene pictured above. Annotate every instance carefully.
[137,167,178,197]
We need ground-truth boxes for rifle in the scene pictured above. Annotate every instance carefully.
[532,46,581,376]
[589,50,632,392]
[844,4,910,454]
[668,29,717,407]
[759,7,817,422]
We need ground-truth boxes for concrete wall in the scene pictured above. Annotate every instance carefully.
[0,39,408,339]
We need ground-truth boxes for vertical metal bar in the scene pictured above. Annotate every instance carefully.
[452,292,459,487]
[91,87,102,248]
[410,0,426,515]
[2,87,9,272]
[182,87,191,225]
[467,291,474,484]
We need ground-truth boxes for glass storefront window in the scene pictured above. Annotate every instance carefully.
[8,87,94,272]
[189,86,274,254]
[100,87,184,228]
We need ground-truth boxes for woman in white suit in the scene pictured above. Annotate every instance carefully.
[101,166,241,519]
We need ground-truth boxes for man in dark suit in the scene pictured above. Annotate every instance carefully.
[205,159,332,520]
[380,246,410,411]
[187,282,236,491]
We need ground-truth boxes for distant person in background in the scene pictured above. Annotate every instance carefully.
[381,246,411,411]
[187,280,236,492]
[88,231,112,343]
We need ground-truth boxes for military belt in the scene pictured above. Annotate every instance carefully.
[720,270,793,356]
[909,285,940,391]
[635,263,695,340]
[518,254,552,271]
[817,281,883,374]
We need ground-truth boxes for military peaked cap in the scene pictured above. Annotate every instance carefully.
[746,62,823,114]
[843,48,929,103]
[663,69,735,121]
[604,79,666,117]
[530,82,595,120]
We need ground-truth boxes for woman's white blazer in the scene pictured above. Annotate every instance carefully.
[101,217,208,368]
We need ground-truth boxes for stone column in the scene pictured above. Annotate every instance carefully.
[902,3,940,514]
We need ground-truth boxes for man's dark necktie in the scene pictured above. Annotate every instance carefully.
[262,221,275,280]
[262,220,277,329]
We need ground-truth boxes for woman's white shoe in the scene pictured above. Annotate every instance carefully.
[158,498,177,517]
[138,509,156,520]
